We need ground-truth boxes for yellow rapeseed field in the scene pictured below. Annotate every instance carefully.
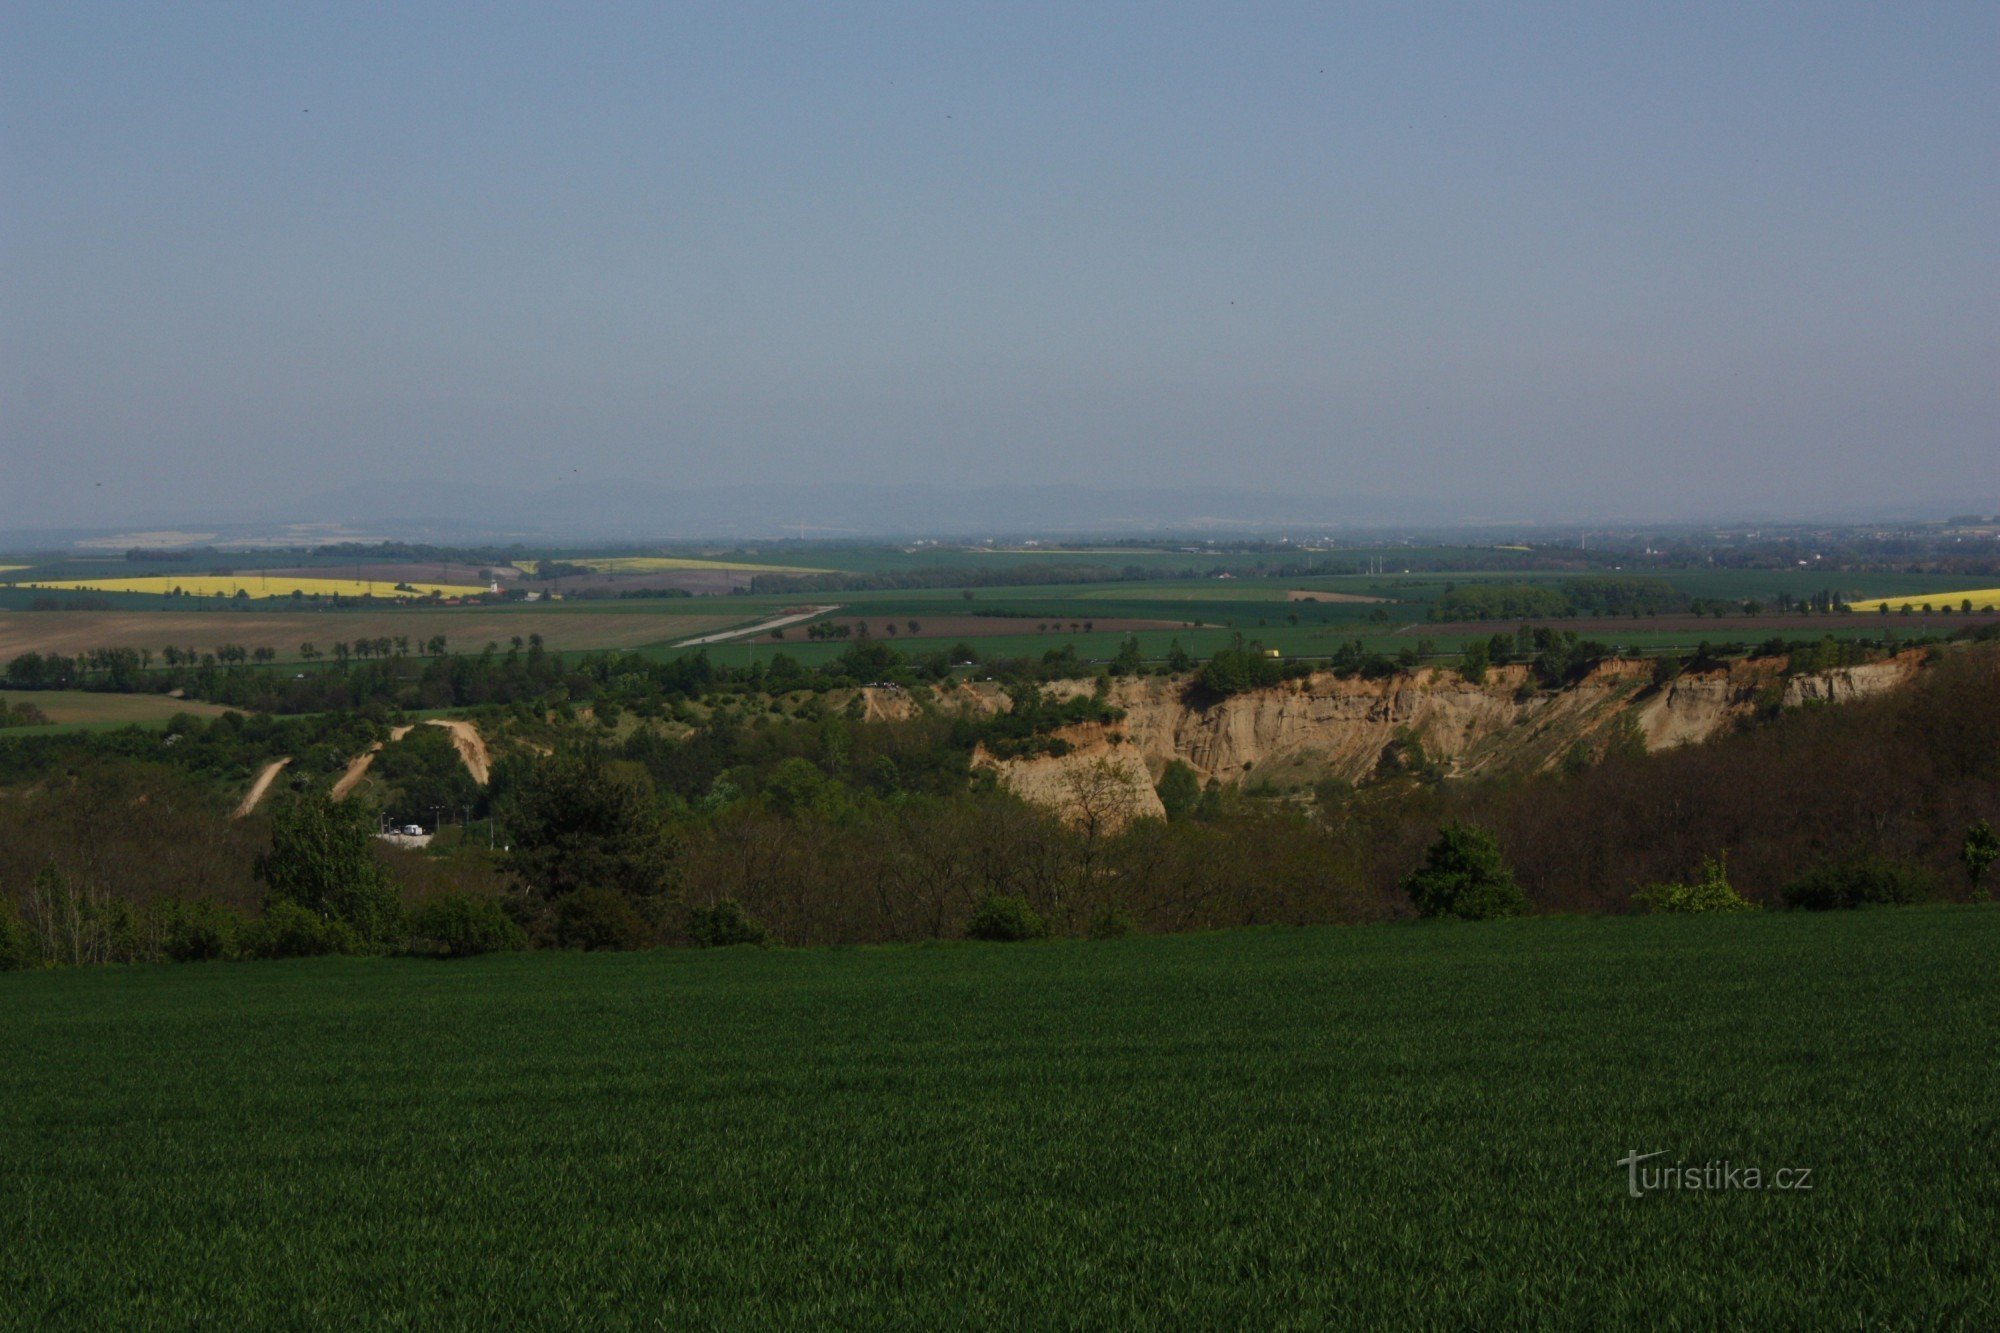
[1849,589,2000,613]
[14,576,488,599]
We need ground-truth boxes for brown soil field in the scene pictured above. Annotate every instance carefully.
[0,610,746,660]
[257,562,523,585]
[546,569,757,595]
[753,616,1193,643]
[1413,611,2000,637]
[1287,590,1387,603]
[0,689,236,726]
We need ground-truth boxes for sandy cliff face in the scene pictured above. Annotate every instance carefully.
[977,650,1933,819]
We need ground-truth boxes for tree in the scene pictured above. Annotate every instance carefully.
[1063,757,1141,845]
[1111,636,1145,676]
[1458,638,1489,683]
[1402,823,1526,920]
[1155,760,1202,822]
[255,790,401,944]
[506,747,680,903]
[1963,820,2000,900]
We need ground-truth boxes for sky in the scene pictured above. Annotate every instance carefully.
[3,2,1995,532]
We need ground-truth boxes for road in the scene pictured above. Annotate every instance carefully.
[672,605,840,647]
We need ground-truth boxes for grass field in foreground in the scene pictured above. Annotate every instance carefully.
[3,909,1995,1324]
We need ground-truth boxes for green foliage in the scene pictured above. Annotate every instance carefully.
[372,725,481,829]
[407,893,527,958]
[1559,576,1687,616]
[1110,635,1146,676]
[505,747,680,903]
[1429,584,1569,622]
[1458,638,1489,683]
[152,896,243,962]
[1402,823,1526,920]
[685,899,769,948]
[1781,857,1939,911]
[0,896,36,970]
[1962,820,2000,899]
[549,887,651,951]
[1631,855,1756,914]
[1191,637,1303,699]
[255,790,403,943]
[243,899,362,959]
[1086,905,1134,940]
[1155,760,1201,823]
[0,699,52,728]
[966,893,1047,942]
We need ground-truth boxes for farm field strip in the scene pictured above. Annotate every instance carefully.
[11,576,489,599]
[0,610,749,660]
[0,688,236,727]
[525,556,832,575]
[0,910,1993,1324]
[1850,588,2000,612]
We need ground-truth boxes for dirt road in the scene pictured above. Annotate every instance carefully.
[329,726,411,800]
[673,606,840,647]
[232,757,291,818]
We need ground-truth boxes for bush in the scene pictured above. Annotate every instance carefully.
[1631,855,1756,914]
[152,896,243,962]
[243,900,362,959]
[1087,905,1134,940]
[1781,857,1938,911]
[1402,823,1527,920]
[685,898,768,948]
[408,893,528,958]
[967,894,1047,942]
[549,887,651,951]
[0,897,37,971]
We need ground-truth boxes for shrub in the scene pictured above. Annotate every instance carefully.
[1631,855,1756,914]
[243,900,362,959]
[1782,857,1938,911]
[685,898,768,948]
[1962,820,2000,900]
[0,897,37,971]
[1087,905,1134,940]
[408,893,528,958]
[550,887,651,951]
[1402,823,1527,920]
[967,894,1047,942]
[151,896,243,962]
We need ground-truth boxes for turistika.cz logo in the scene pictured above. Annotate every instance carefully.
[1617,1149,1814,1198]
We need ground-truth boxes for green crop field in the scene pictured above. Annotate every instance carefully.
[3,909,1993,1325]
[0,688,236,731]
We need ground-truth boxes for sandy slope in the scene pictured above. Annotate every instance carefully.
[232,757,291,818]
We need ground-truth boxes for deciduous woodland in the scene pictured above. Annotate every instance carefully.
[3,634,1995,969]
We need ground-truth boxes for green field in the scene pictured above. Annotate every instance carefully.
[0,688,235,732]
[3,909,1993,1324]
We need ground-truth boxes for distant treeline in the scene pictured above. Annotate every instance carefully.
[1427,577,1859,622]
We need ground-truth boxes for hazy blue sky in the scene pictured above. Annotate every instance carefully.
[3,2,1994,530]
